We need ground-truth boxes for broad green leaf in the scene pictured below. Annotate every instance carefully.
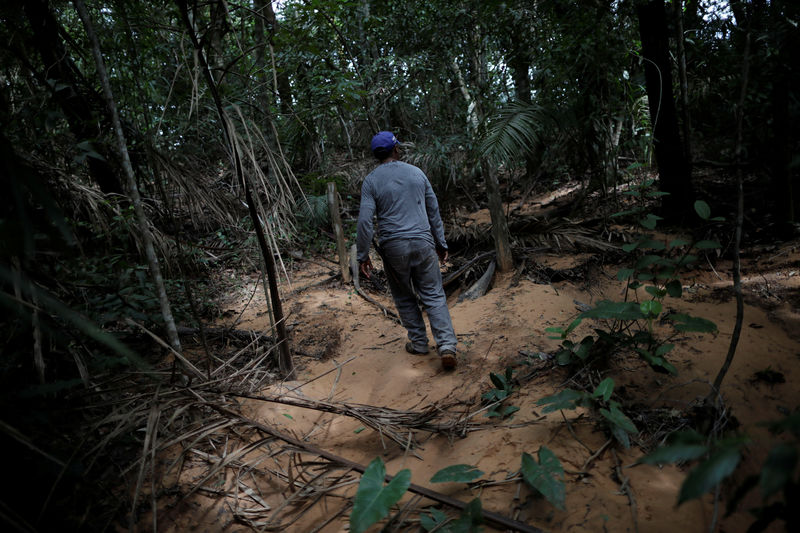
[611,208,644,218]
[655,343,675,357]
[665,280,683,298]
[573,336,594,360]
[489,372,508,391]
[636,348,678,375]
[600,405,638,434]
[676,254,698,266]
[622,190,641,197]
[580,301,644,320]
[670,313,718,333]
[350,458,412,533]
[694,200,711,220]
[555,349,573,366]
[640,300,662,317]
[646,190,671,198]
[695,240,721,250]
[759,444,798,500]
[564,317,583,335]
[611,423,631,448]
[669,238,691,249]
[592,378,614,402]
[679,447,741,504]
[645,285,667,298]
[639,442,708,465]
[501,405,520,417]
[636,254,662,269]
[640,213,662,230]
[521,448,566,510]
[431,464,485,484]
[621,242,639,252]
[640,239,666,250]
[448,498,483,532]
[420,508,449,531]
[617,268,635,281]
[536,388,585,413]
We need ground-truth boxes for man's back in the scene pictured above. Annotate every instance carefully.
[357,161,446,261]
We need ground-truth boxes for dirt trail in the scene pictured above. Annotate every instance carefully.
[196,239,800,533]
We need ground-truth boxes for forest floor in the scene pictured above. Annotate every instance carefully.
[153,183,800,533]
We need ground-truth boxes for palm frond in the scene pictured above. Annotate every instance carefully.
[479,100,549,165]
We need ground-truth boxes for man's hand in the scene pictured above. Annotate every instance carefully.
[436,247,448,264]
[359,258,373,279]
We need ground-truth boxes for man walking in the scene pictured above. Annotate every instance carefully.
[356,131,458,370]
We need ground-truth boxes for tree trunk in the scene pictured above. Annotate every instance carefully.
[176,0,294,378]
[673,0,693,169]
[482,161,514,272]
[73,0,182,354]
[637,0,693,221]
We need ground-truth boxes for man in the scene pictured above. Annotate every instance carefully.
[356,131,458,370]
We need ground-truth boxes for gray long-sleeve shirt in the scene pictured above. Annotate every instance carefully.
[356,161,447,262]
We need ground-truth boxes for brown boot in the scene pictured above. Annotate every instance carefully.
[440,350,456,370]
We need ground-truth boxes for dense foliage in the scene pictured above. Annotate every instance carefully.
[0,0,798,529]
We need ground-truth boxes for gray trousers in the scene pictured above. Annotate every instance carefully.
[381,239,457,353]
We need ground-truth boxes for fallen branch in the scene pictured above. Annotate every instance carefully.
[458,260,495,302]
[205,403,544,533]
[442,251,495,287]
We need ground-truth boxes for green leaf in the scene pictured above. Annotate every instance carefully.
[600,405,638,434]
[759,444,798,500]
[668,238,691,249]
[655,343,675,357]
[640,300,662,317]
[431,464,485,484]
[592,378,615,402]
[640,214,661,230]
[521,448,566,510]
[639,443,708,465]
[621,242,639,252]
[695,240,721,250]
[669,313,718,333]
[501,405,520,418]
[580,300,644,320]
[489,372,508,391]
[635,254,663,269]
[640,239,666,251]
[617,268,635,281]
[350,458,412,533]
[564,317,583,335]
[536,388,585,413]
[448,498,483,532]
[354,426,366,434]
[611,207,644,218]
[420,508,449,531]
[636,348,678,375]
[679,447,741,504]
[665,280,683,298]
[645,285,667,298]
[694,200,711,220]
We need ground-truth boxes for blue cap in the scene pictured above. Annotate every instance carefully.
[370,131,398,155]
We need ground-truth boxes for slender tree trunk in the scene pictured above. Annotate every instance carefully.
[176,0,294,378]
[709,31,751,403]
[673,0,693,168]
[482,160,514,272]
[73,0,181,354]
[637,0,693,221]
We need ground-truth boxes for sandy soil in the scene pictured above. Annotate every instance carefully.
[149,228,800,533]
